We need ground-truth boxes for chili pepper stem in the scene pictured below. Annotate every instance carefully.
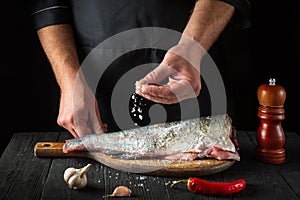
[170,179,188,188]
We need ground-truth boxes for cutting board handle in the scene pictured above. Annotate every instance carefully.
[34,142,66,157]
[34,142,88,158]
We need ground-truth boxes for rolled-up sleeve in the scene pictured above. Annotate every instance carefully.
[219,0,251,29]
[28,0,72,31]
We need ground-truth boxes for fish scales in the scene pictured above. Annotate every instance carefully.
[63,114,240,161]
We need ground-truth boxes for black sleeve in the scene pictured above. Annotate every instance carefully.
[27,0,72,31]
[219,0,251,29]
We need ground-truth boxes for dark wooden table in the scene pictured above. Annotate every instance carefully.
[0,131,299,200]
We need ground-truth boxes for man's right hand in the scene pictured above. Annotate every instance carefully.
[57,73,107,138]
[37,24,107,138]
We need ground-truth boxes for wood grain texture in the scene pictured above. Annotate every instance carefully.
[249,132,300,199]
[40,133,103,200]
[1,131,300,200]
[34,141,235,177]
[232,131,299,199]
[0,132,59,200]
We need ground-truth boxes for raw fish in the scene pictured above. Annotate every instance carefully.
[63,114,240,161]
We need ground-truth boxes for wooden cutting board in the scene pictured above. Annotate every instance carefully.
[34,142,235,177]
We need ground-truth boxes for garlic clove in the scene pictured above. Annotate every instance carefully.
[104,186,132,197]
[112,186,132,197]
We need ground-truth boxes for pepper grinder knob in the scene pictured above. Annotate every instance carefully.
[256,78,286,164]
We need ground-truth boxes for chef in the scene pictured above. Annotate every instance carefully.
[28,0,250,137]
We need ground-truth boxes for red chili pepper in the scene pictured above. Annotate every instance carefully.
[170,177,246,196]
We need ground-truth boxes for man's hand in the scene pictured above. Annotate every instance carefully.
[37,24,107,137]
[135,44,202,104]
[58,72,107,137]
[136,0,234,104]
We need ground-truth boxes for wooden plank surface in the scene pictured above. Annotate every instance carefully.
[0,132,59,200]
[224,131,299,200]
[248,131,300,199]
[276,132,300,198]
[40,132,106,200]
[1,131,300,200]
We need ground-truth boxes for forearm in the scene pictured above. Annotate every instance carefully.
[182,0,235,51]
[37,24,80,93]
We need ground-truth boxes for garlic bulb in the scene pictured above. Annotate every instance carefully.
[63,163,92,190]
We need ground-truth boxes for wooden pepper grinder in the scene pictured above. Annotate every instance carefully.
[256,78,286,164]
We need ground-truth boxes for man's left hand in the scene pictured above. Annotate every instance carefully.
[135,44,202,104]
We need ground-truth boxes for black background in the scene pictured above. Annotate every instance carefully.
[1,1,299,155]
